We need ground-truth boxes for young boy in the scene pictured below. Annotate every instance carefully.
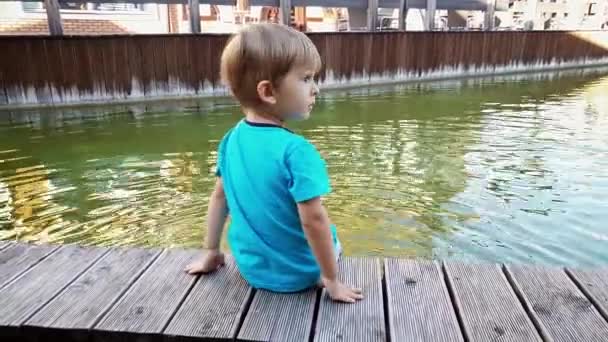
[185,24,363,303]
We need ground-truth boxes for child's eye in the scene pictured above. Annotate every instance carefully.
[304,75,313,82]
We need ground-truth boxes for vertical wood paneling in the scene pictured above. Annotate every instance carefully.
[1,31,607,106]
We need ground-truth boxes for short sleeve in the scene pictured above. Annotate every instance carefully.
[286,141,331,202]
[215,129,232,177]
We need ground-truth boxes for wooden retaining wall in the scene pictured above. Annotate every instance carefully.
[1,30,608,106]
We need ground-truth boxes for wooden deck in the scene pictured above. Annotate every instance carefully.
[0,240,607,342]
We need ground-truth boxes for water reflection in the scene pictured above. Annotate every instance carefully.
[1,68,608,266]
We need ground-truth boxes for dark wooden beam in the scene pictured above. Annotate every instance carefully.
[189,0,201,33]
[44,0,63,36]
[398,0,408,30]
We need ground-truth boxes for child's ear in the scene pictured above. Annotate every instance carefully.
[256,80,277,105]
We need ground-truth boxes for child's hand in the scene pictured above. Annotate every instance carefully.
[322,277,364,303]
[184,250,225,274]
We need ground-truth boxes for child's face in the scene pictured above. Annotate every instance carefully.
[274,65,319,121]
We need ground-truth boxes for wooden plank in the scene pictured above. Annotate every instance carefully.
[165,255,253,341]
[111,37,131,99]
[189,0,201,34]
[43,38,68,103]
[566,267,608,323]
[24,247,162,337]
[164,36,181,95]
[94,248,200,340]
[22,39,53,104]
[0,60,6,105]
[280,0,292,26]
[68,38,93,101]
[127,36,146,97]
[0,245,107,329]
[149,36,169,96]
[367,0,378,31]
[0,240,11,251]
[4,39,28,104]
[44,0,63,36]
[85,39,108,101]
[139,36,157,97]
[0,242,60,290]
[314,257,385,342]
[505,264,608,341]
[99,38,116,100]
[385,259,463,342]
[237,288,316,341]
[444,261,541,341]
[0,32,13,102]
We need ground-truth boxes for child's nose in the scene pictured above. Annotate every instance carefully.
[312,83,319,96]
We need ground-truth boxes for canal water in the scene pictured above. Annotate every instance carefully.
[1,68,607,266]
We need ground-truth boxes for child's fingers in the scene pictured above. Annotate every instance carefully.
[345,289,363,301]
[340,296,356,303]
[331,291,363,303]
[185,266,200,274]
[351,287,363,294]
[185,262,205,274]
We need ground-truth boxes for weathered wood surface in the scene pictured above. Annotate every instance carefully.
[566,267,608,325]
[314,257,385,342]
[94,249,200,339]
[2,31,608,106]
[385,259,463,342]
[0,245,107,327]
[238,288,316,341]
[0,241,607,342]
[0,240,11,251]
[444,262,541,342]
[506,264,608,342]
[0,242,60,289]
[25,247,161,331]
[165,255,252,340]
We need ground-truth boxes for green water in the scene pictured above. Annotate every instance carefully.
[1,69,608,266]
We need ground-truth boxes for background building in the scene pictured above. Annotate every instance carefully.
[0,0,606,35]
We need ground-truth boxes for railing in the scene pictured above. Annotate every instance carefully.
[6,0,508,35]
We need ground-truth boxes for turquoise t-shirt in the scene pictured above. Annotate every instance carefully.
[216,119,339,292]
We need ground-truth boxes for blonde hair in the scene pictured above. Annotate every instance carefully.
[220,23,322,108]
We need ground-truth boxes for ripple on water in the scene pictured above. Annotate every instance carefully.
[1,71,608,266]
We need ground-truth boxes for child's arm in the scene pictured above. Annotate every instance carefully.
[298,197,363,303]
[185,178,228,274]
